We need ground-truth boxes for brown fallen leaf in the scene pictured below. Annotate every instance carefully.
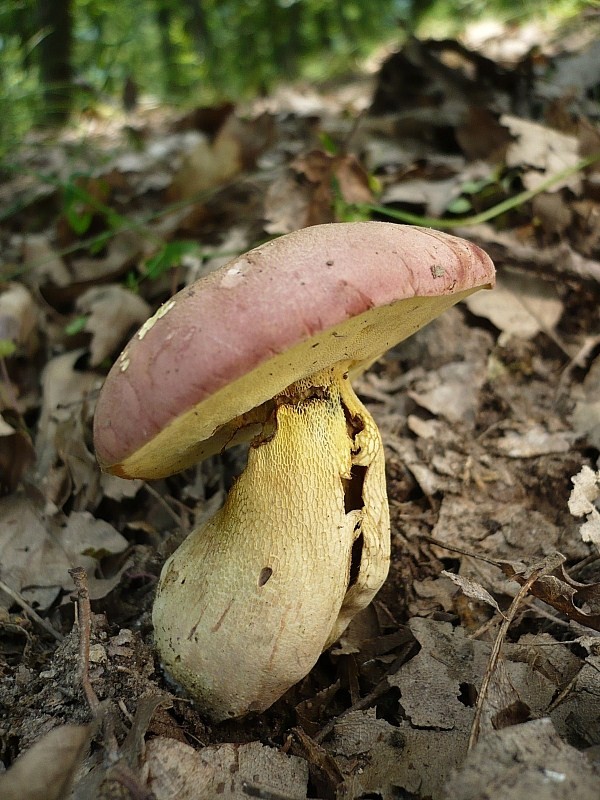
[500,554,600,630]
[429,530,600,631]
[0,413,35,496]
[495,424,577,458]
[571,353,600,450]
[455,224,600,284]
[464,267,564,340]
[145,738,309,800]
[168,112,274,201]
[21,235,72,289]
[446,717,600,800]
[74,695,167,799]
[407,360,486,426]
[0,495,129,609]
[501,115,581,191]
[75,284,151,366]
[69,229,144,285]
[441,571,504,617]
[264,149,373,233]
[0,283,38,354]
[33,349,98,487]
[0,723,91,800]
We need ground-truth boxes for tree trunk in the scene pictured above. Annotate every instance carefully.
[155,1,181,94]
[37,0,73,125]
[185,0,220,78]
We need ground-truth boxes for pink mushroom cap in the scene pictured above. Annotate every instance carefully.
[93,222,495,479]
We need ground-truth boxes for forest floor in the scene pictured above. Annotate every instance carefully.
[1,14,600,800]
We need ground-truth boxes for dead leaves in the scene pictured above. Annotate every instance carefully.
[569,465,600,546]
[464,268,563,342]
[75,285,150,367]
[146,738,309,800]
[1,17,600,800]
[0,724,91,800]
[446,718,600,800]
[0,495,128,610]
[265,149,373,233]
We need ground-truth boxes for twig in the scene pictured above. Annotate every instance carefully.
[143,482,186,528]
[314,679,390,745]
[242,782,302,800]
[69,566,100,713]
[421,534,502,567]
[546,671,580,713]
[556,333,600,401]
[467,568,541,750]
[0,576,63,641]
[314,646,414,744]
[467,615,499,641]
[357,151,600,230]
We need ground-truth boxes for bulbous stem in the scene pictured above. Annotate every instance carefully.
[152,365,390,721]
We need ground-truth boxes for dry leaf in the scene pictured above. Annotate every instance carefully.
[500,555,600,631]
[0,724,91,800]
[76,284,151,366]
[382,177,461,217]
[569,465,600,549]
[446,718,600,800]
[501,115,581,191]
[441,571,503,616]
[496,425,576,458]
[70,230,143,283]
[33,350,98,485]
[21,235,71,288]
[571,354,600,449]
[333,713,466,800]
[0,283,38,351]
[457,224,600,284]
[0,495,128,609]
[264,149,373,233]
[550,655,600,747]
[388,618,480,731]
[465,268,563,340]
[0,414,35,496]
[145,738,309,800]
[408,361,486,425]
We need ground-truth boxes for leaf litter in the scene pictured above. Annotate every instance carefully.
[2,15,600,800]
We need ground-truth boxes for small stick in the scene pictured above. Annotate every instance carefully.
[69,566,100,713]
[143,482,186,528]
[0,576,64,641]
[242,782,301,800]
[314,645,414,744]
[467,569,540,750]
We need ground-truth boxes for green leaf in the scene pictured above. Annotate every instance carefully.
[64,316,88,336]
[446,196,473,214]
[318,131,338,155]
[460,178,492,195]
[66,205,93,235]
[63,179,94,236]
[145,241,200,282]
[0,339,17,358]
[89,231,113,255]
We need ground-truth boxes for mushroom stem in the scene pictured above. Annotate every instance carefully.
[152,365,390,721]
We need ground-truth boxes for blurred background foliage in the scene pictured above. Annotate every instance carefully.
[0,0,592,157]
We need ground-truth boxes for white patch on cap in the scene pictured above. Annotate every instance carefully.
[220,258,252,288]
[137,299,177,340]
[119,349,131,372]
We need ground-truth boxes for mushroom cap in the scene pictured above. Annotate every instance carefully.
[94,222,495,479]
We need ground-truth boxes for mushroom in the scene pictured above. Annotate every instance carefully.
[93,222,495,721]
